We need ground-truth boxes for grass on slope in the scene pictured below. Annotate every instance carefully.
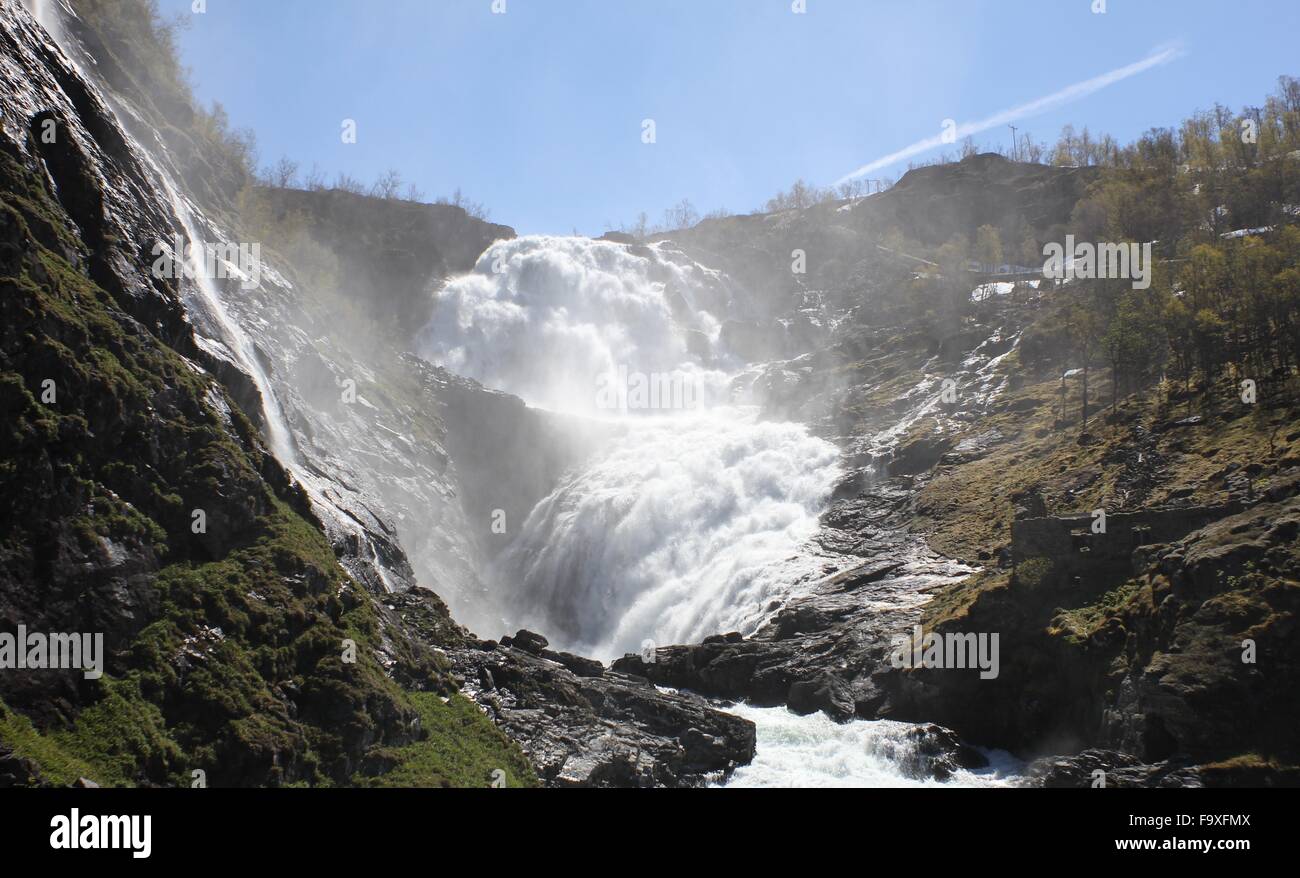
[353,693,539,789]
[0,137,535,788]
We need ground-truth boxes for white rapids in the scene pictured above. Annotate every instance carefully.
[718,704,1023,788]
[423,235,844,657]
[493,408,842,658]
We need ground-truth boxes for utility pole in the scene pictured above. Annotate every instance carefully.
[1009,125,1019,161]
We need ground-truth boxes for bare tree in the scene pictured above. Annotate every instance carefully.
[662,198,699,231]
[438,187,490,219]
[624,211,651,240]
[371,168,403,199]
[765,179,830,212]
[262,155,299,188]
[303,162,326,191]
[334,172,366,194]
[837,179,865,199]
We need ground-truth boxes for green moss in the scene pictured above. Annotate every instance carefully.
[353,693,539,789]
[0,699,99,786]
[50,676,183,787]
[1,127,532,788]
[1049,579,1143,643]
[1012,557,1056,593]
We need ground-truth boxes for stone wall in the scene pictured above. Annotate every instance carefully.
[1011,503,1242,576]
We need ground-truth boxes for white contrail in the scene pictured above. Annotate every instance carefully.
[835,44,1186,184]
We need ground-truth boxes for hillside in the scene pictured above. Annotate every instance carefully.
[0,0,755,787]
[2,0,1298,792]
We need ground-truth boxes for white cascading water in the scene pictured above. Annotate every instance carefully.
[719,705,1022,788]
[155,179,298,466]
[424,242,1032,786]
[498,411,841,657]
[28,0,407,597]
[426,235,732,415]
[422,236,842,657]
[31,0,1020,784]
[28,0,297,467]
[27,0,57,37]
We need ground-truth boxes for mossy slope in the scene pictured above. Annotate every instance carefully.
[0,126,532,787]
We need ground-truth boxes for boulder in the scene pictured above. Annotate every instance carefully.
[503,629,549,655]
[1027,749,1202,788]
[888,434,954,476]
[787,673,855,721]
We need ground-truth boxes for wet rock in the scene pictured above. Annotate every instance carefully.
[899,724,989,781]
[888,434,954,475]
[613,641,777,703]
[0,746,44,788]
[544,650,605,678]
[1027,749,1202,788]
[787,673,855,721]
[453,640,755,787]
[772,605,832,638]
[502,629,549,655]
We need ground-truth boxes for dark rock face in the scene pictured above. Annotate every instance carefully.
[501,629,549,654]
[1097,483,1300,764]
[787,673,855,720]
[888,434,955,476]
[3,19,189,350]
[545,650,605,678]
[1027,750,1203,789]
[0,745,43,787]
[450,637,756,787]
[894,473,1300,775]
[899,724,990,781]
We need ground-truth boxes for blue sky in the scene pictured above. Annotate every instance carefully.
[159,0,1300,235]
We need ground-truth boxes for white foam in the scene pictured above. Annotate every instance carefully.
[493,408,841,658]
[422,234,845,654]
[718,704,1024,788]
[421,235,731,414]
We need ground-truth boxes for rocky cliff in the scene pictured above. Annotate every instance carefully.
[0,0,756,787]
[4,0,1295,790]
[609,151,1300,785]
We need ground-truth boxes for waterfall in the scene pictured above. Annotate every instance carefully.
[30,0,296,466]
[422,235,843,655]
[152,175,298,465]
[496,410,841,657]
[26,0,64,43]
[423,235,733,415]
